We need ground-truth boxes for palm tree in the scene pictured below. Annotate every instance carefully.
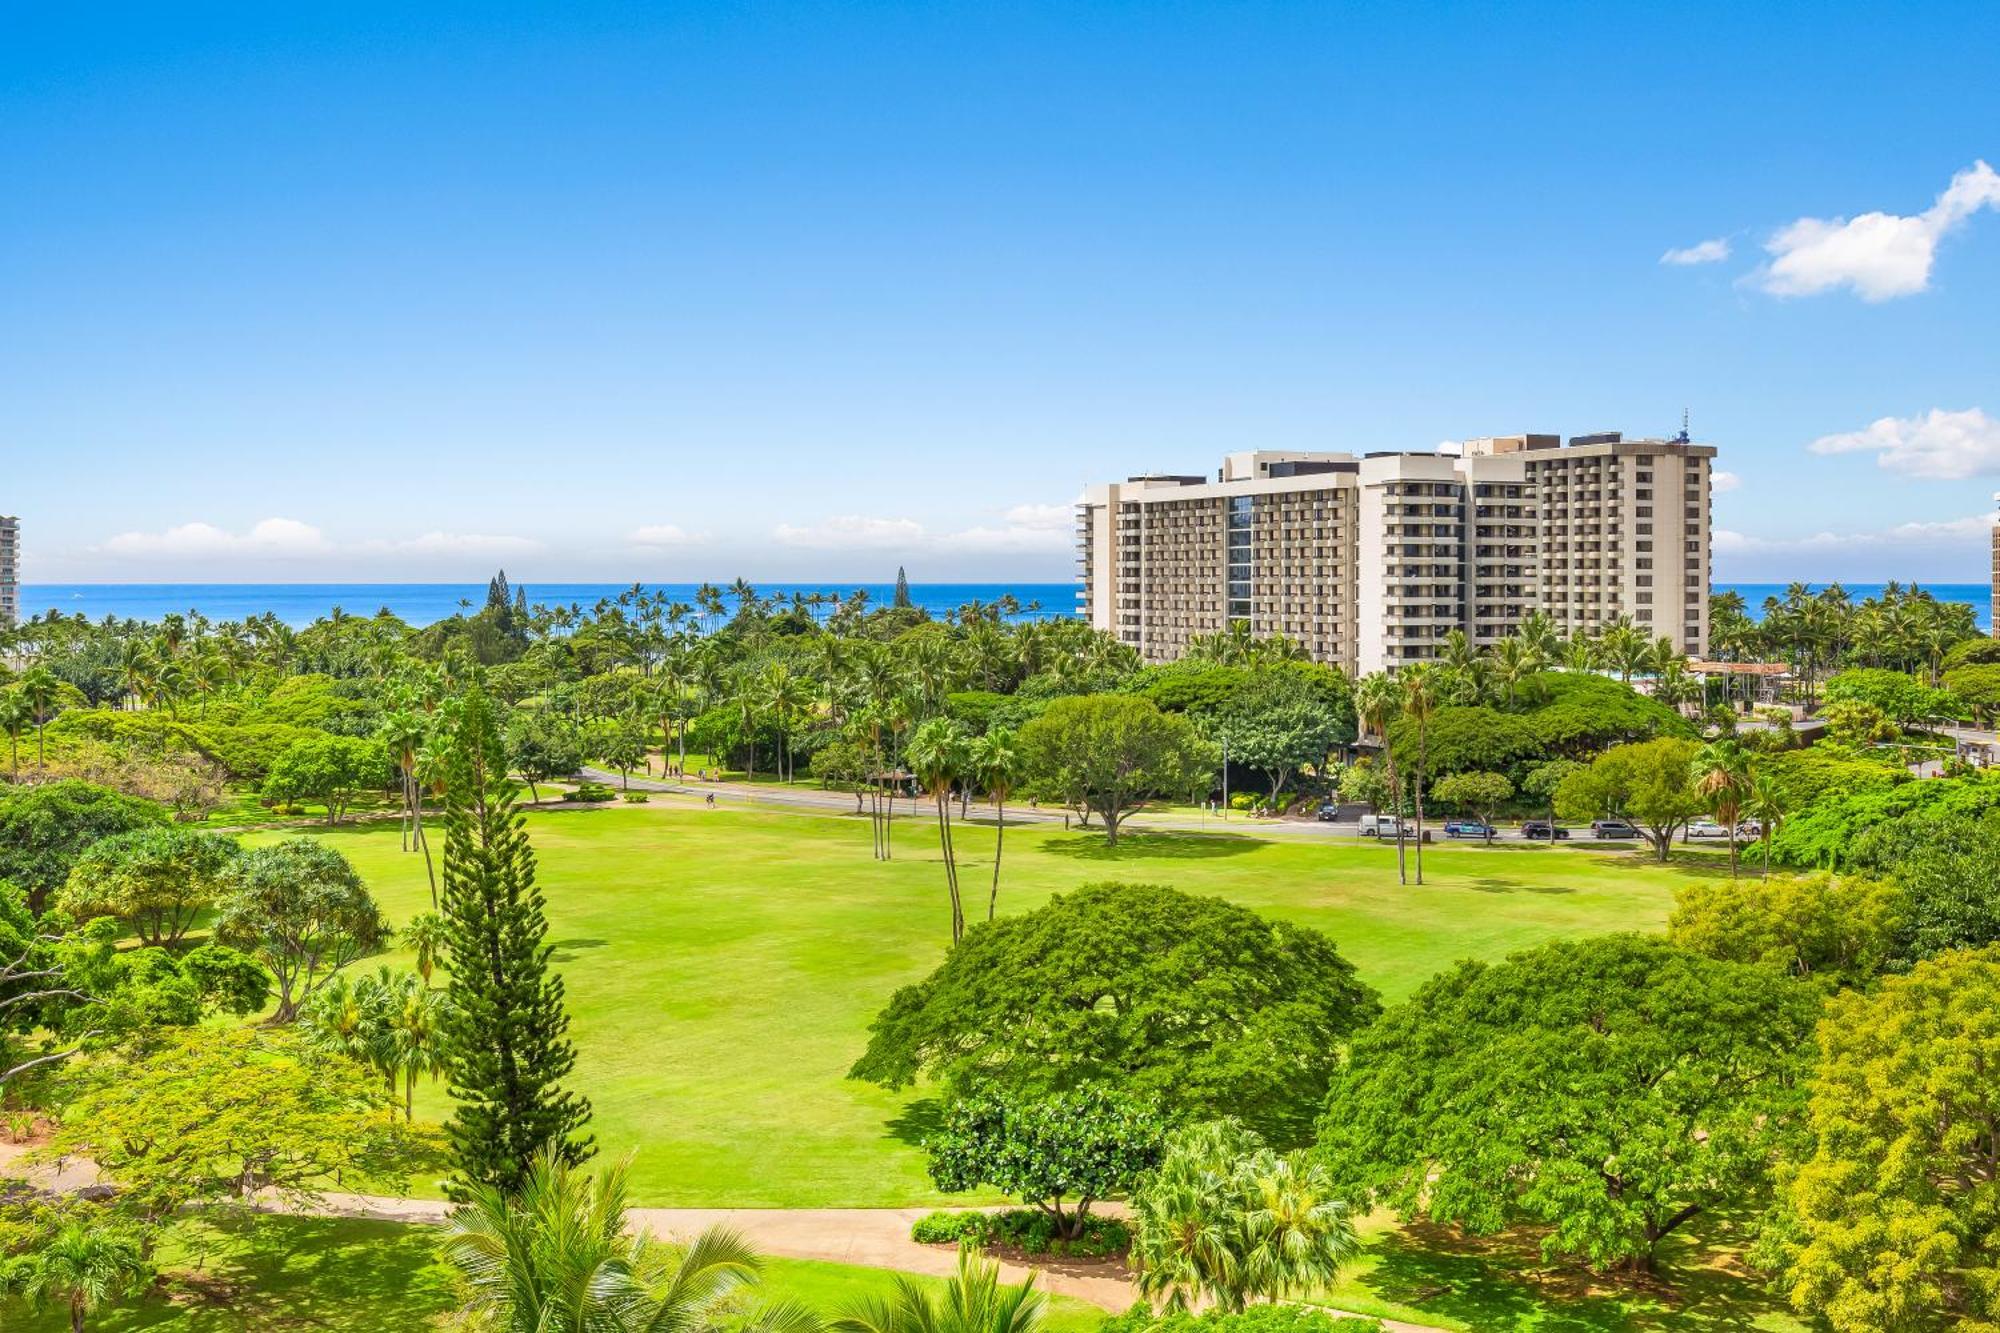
[906,718,969,942]
[1236,1151,1359,1304]
[404,911,449,987]
[834,1246,1044,1333]
[1693,739,1755,878]
[20,666,60,771]
[0,690,30,781]
[1352,674,1406,884]
[16,1220,150,1332]
[1399,664,1440,886]
[443,1148,815,1333]
[388,975,448,1120]
[1746,772,1787,871]
[972,728,1021,923]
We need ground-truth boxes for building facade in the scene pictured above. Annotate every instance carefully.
[1078,431,1714,672]
[0,517,16,628]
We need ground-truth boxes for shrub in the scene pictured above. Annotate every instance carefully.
[564,782,617,804]
[621,792,651,804]
[908,1208,1131,1258]
[1100,1306,1383,1333]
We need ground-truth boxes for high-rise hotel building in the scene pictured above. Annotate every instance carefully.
[1077,431,1715,673]
[0,516,17,627]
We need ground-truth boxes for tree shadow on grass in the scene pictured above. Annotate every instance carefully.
[1354,1220,1795,1332]
[85,1214,455,1331]
[551,937,609,962]
[882,1096,947,1149]
[1464,878,1578,895]
[1041,831,1261,862]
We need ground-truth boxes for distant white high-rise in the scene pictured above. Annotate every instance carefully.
[1077,431,1716,672]
[0,516,16,627]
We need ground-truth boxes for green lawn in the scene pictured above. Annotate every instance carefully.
[252,800,1709,1208]
[0,1215,1109,1332]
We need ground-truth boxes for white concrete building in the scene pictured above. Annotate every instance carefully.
[1077,431,1715,672]
[0,517,17,628]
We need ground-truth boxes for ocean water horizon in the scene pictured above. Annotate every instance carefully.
[17,580,1992,632]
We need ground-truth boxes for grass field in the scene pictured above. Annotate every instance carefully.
[252,798,1712,1208]
[0,1215,1109,1332]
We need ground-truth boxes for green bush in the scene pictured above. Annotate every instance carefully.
[908,1208,1131,1258]
[1100,1305,1383,1333]
[621,792,651,804]
[564,782,617,804]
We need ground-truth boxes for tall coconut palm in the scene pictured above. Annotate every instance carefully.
[972,727,1021,923]
[0,690,29,781]
[388,975,448,1120]
[1746,771,1787,872]
[1693,739,1755,879]
[443,1148,814,1333]
[19,666,60,771]
[834,1245,1044,1333]
[1352,673,1406,885]
[906,718,969,942]
[16,1220,150,1333]
[1398,663,1440,886]
[404,911,449,988]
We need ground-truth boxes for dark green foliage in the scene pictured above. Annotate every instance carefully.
[1317,934,1818,1269]
[925,1085,1165,1236]
[852,881,1380,1143]
[1822,668,1963,726]
[893,567,913,609]
[1390,706,1540,777]
[1943,661,2000,722]
[1777,768,2000,868]
[0,780,169,914]
[1099,1303,1383,1333]
[214,838,386,1023]
[506,710,584,800]
[563,781,617,803]
[262,733,391,823]
[1941,636,2000,671]
[1018,695,1220,844]
[1853,805,2000,967]
[438,686,593,1195]
[909,1208,1132,1257]
[1515,671,1691,754]
[1129,662,1252,715]
[56,825,242,947]
[943,689,1009,734]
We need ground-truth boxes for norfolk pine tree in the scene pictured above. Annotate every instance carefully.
[439,685,593,1195]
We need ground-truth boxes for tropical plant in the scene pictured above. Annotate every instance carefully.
[833,1245,1044,1333]
[12,1218,152,1333]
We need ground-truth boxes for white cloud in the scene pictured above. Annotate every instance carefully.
[774,516,928,550]
[102,517,332,558]
[96,519,542,566]
[628,524,701,548]
[1713,513,1989,555]
[773,503,1075,555]
[1752,160,2000,300]
[1661,237,1731,266]
[357,532,543,557]
[1807,407,2000,480]
[1711,470,1742,494]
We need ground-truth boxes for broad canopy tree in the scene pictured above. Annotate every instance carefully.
[852,881,1380,1143]
[214,837,388,1023]
[1556,737,1703,860]
[1317,933,1819,1271]
[56,826,243,948]
[1018,695,1219,844]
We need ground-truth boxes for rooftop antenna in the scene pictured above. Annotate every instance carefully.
[1673,408,1691,445]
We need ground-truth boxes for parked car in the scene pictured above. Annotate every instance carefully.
[1521,820,1570,840]
[1734,819,1763,840]
[1684,818,1730,840]
[1316,801,1339,822]
[1443,819,1496,839]
[1358,813,1404,838]
[1590,819,1641,839]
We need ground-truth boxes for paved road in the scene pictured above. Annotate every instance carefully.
[578,767,1706,852]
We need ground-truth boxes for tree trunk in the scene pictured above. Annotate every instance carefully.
[989,800,1005,922]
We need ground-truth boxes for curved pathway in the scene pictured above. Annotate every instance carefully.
[0,1142,1441,1329]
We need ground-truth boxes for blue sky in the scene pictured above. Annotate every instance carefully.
[4,2,1998,584]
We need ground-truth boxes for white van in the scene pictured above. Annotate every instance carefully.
[1358,813,1404,838]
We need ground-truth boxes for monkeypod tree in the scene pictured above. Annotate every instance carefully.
[1018,696,1219,845]
[852,881,1379,1143]
[1318,933,1818,1272]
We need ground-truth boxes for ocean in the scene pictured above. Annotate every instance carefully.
[18,582,1081,628]
[17,581,1991,632]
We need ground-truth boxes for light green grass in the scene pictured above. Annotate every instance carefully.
[0,1215,1108,1332]
[252,801,1708,1208]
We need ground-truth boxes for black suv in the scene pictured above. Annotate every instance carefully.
[1520,820,1569,840]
